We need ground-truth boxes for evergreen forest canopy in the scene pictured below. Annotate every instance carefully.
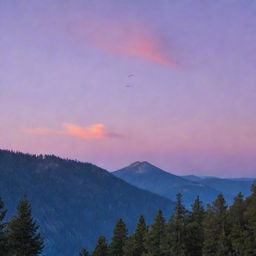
[85,185,256,256]
[1,184,256,256]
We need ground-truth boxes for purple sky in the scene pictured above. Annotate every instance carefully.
[1,0,256,177]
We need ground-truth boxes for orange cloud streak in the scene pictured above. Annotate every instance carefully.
[113,34,177,67]
[24,123,121,139]
[63,123,107,139]
[73,18,178,67]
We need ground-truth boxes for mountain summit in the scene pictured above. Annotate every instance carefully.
[114,162,254,207]
[113,161,220,207]
[126,161,164,174]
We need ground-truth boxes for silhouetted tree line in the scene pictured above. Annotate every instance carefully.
[0,197,43,256]
[81,182,256,256]
[1,184,256,256]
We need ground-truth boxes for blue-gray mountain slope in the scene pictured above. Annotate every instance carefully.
[0,150,174,256]
[182,175,254,202]
[113,161,220,207]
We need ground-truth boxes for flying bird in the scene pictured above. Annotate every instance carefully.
[125,74,135,87]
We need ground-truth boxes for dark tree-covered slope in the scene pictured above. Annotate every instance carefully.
[0,150,174,256]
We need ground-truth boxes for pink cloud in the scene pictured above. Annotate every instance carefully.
[24,123,121,139]
[72,18,178,67]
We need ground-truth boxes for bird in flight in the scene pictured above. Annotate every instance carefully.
[125,74,135,88]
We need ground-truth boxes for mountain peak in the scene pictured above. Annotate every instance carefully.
[128,161,142,167]
[113,162,230,209]
[128,161,150,167]
[126,161,153,174]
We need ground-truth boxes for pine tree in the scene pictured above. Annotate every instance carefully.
[123,215,147,256]
[186,196,205,256]
[80,247,90,256]
[133,215,147,256]
[145,210,165,256]
[123,235,135,256]
[8,198,44,256]
[243,182,256,255]
[92,236,108,256]
[203,194,232,256]
[163,193,187,256]
[229,192,246,255]
[0,197,8,255]
[110,219,127,256]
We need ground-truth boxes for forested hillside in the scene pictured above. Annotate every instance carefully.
[0,150,174,255]
[86,185,256,256]
[2,185,255,256]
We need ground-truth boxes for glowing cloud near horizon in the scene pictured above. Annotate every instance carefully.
[25,123,121,139]
[73,18,177,67]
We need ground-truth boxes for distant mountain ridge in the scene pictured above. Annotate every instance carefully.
[113,161,220,207]
[114,161,254,207]
[0,150,174,256]
[182,175,254,201]
[182,175,256,182]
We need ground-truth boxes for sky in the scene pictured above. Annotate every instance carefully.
[1,0,256,177]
